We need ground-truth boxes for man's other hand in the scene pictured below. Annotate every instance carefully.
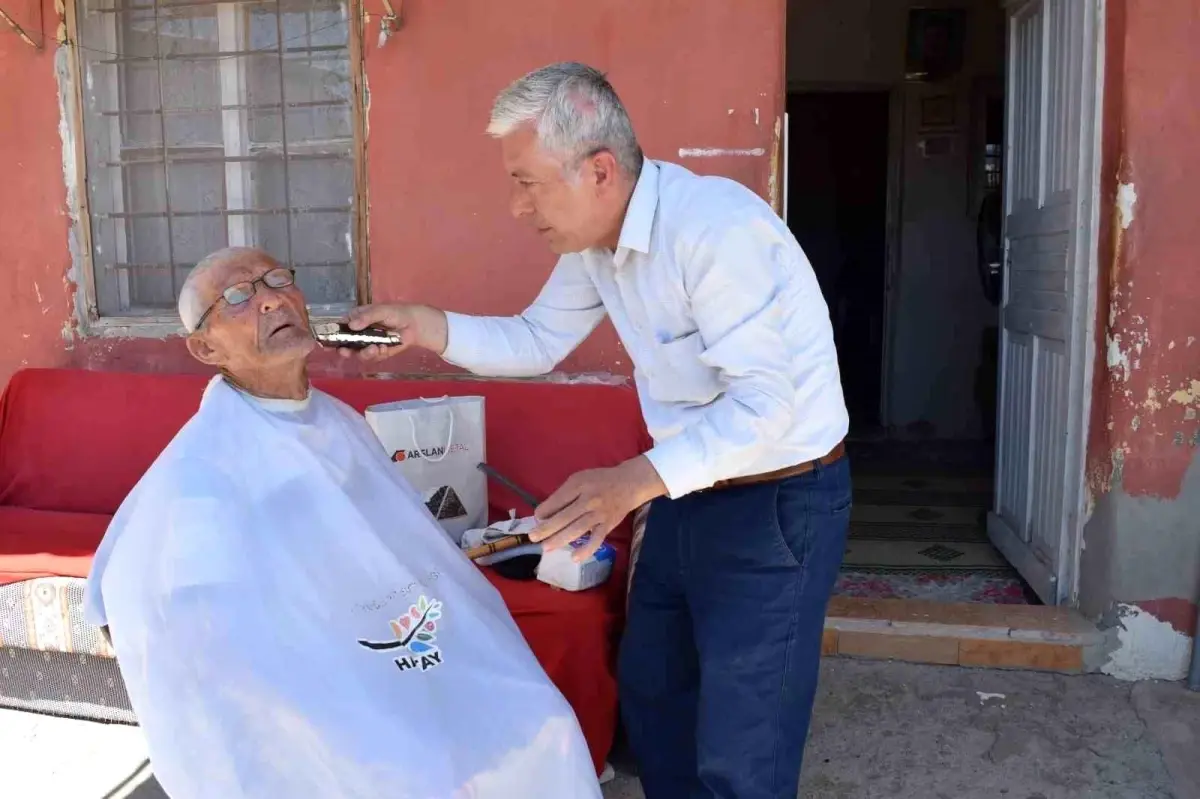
[341,303,449,362]
[530,457,667,562]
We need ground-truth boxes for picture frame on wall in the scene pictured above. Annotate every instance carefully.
[905,8,967,82]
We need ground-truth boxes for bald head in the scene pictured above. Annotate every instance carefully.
[180,246,314,390]
[178,247,274,333]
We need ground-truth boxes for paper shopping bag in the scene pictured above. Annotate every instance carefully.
[365,396,487,543]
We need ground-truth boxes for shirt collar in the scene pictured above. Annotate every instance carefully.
[612,158,659,267]
[215,374,313,413]
[249,391,312,414]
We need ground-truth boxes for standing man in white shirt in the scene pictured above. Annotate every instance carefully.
[344,62,851,799]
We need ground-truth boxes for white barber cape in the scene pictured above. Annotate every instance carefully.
[84,376,599,799]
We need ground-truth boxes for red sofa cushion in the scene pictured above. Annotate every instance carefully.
[0,369,650,526]
[0,507,109,584]
[0,370,205,516]
[0,367,651,772]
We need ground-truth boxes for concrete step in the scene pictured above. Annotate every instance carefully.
[822,597,1104,673]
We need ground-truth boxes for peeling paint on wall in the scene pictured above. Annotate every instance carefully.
[1168,380,1200,409]
[677,147,767,158]
[362,71,370,142]
[1116,182,1138,230]
[1105,317,1151,386]
[767,115,782,215]
[54,45,83,347]
[1100,603,1192,681]
[1106,332,1131,380]
[1090,151,1199,498]
[1142,385,1161,412]
[54,50,78,218]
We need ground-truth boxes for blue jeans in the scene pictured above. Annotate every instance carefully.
[618,456,851,799]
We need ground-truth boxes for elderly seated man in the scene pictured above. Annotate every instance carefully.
[83,247,600,799]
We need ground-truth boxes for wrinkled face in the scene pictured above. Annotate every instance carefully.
[500,126,617,254]
[187,253,315,374]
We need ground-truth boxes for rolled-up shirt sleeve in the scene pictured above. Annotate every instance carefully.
[643,216,796,498]
[441,254,607,377]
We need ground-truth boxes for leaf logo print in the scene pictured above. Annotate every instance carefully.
[406,601,440,654]
[358,596,445,659]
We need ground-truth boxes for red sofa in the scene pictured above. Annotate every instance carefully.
[0,368,650,773]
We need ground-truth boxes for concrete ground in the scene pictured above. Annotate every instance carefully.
[3,659,1198,798]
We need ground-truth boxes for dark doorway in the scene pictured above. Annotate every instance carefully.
[786,91,890,430]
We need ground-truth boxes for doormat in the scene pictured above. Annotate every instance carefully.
[834,571,1031,604]
[842,539,1011,571]
[836,462,1033,605]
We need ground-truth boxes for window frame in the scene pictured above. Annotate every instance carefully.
[62,0,370,336]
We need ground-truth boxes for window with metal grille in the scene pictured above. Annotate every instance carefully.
[72,0,363,320]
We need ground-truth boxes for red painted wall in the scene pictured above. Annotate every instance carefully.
[0,0,77,388]
[0,0,785,389]
[1079,0,1200,640]
[1085,0,1200,502]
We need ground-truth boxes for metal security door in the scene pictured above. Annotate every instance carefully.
[989,0,1102,605]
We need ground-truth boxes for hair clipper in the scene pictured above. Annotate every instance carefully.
[311,322,403,350]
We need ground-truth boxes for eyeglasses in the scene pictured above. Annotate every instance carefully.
[194,266,296,330]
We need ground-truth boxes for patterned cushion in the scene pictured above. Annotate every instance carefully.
[0,647,133,723]
[0,577,113,657]
[0,577,133,722]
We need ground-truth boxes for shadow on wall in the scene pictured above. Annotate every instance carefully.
[103,760,166,799]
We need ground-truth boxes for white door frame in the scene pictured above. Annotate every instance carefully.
[1061,0,1104,607]
[988,0,1105,606]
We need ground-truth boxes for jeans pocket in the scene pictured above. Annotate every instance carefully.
[769,481,812,570]
[689,484,800,572]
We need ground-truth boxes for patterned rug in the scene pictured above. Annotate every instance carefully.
[834,466,1035,605]
[835,571,1031,604]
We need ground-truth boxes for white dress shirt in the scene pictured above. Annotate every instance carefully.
[442,158,849,499]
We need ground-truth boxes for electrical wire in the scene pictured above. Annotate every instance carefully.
[0,4,45,48]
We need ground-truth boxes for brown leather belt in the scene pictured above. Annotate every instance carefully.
[708,441,846,492]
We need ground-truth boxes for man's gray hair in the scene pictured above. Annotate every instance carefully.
[487,62,643,177]
[178,246,268,333]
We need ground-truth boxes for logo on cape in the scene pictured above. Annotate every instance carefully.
[357,595,444,673]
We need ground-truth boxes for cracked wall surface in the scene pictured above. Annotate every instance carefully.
[1082,0,1200,680]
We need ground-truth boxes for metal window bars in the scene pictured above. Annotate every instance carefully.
[76,0,358,316]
